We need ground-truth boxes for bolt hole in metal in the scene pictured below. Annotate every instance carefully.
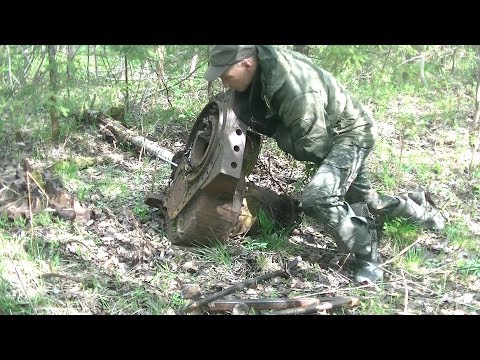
[231,162,238,169]
[236,129,242,136]
[233,145,240,152]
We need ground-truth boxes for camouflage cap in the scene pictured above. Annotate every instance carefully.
[204,45,257,81]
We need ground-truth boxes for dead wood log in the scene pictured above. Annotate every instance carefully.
[184,257,301,314]
[84,110,176,166]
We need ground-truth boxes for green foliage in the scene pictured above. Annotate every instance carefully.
[26,236,47,261]
[243,237,269,251]
[445,222,478,252]
[98,178,128,199]
[77,183,95,201]
[258,208,277,237]
[402,247,426,274]
[0,212,9,230]
[132,200,150,222]
[31,212,55,227]
[53,160,79,181]
[195,241,233,267]
[383,217,420,252]
[0,274,36,315]
[13,216,28,230]
[248,209,292,254]
[379,163,398,191]
[456,257,480,277]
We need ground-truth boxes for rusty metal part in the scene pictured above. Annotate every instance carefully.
[207,297,322,313]
[267,296,360,315]
[163,91,261,246]
[0,166,91,222]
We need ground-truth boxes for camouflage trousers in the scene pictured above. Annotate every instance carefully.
[301,143,399,253]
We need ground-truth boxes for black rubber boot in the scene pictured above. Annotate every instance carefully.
[350,202,383,284]
[354,254,384,284]
[390,192,445,231]
[336,202,383,284]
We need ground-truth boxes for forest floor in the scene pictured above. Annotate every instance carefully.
[1,103,480,315]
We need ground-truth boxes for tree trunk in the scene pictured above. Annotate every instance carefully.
[47,45,60,142]
[189,54,198,88]
[452,47,457,74]
[86,45,90,101]
[469,46,480,172]
[93,45,98,80]
[156,45,165,83]
[20,45,32,86]
[472,46,480,131]
[6,45,13,88]
[124,54,129,113]
[66,45,76,102]
[206,46,213,99]
[418,45,427,85]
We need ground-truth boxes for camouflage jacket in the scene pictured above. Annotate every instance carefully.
[241,45,377,164]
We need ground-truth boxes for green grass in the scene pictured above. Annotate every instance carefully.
[445,222,479,252]
[77,183,95,201]
[31,212,55,227]
[380,163,399,191]
[383,218,421,252]
[53,160,79,180]
[195,241,233,267]
[132,200,150,222]
[98,178,129,199]
[456,257,480,277]
[346,287,399,315]
[255,253,275,272]
[149,262,187,313]
[0,212,10,230]
[402,247,426,274]
[253,209,293,254]
[0,230,52,314]
[0,276,36,315]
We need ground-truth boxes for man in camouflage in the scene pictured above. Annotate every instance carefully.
[204,45,445,284]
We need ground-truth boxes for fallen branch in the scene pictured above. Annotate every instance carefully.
[184,257,301,313]
[267,296,359,315]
